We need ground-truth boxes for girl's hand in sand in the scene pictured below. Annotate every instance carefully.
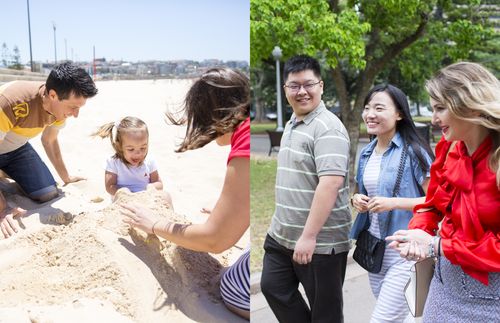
[0,206,26,238]
[120,203,158,234]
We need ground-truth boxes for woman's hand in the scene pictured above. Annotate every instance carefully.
[352,193,370,212]
[120,203,159,234]
[367,196,395,213]
[386,229,433,261]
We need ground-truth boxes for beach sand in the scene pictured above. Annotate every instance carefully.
[0,79,248,322]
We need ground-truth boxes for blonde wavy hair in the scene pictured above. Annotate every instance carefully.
[426,62,500,186]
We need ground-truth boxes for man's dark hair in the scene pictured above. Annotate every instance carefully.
[46,62,98,100]
[283,55,322,82]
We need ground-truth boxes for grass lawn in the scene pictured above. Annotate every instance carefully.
[251,122,277,134]
[250,157,277,273]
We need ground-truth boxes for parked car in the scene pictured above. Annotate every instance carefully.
[410,103,433,117]
[265,112,277,121]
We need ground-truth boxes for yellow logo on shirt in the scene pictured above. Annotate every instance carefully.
[13,103,29,119]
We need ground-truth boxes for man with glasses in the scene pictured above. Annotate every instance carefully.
[260,55,351,322]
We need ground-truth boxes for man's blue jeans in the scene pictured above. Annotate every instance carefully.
[0,142,57,200]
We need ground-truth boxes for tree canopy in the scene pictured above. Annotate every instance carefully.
[251,0,498,187]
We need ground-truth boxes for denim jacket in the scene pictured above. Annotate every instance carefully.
[350,132,433,239]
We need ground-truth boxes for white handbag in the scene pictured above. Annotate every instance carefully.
[404,257,435,317]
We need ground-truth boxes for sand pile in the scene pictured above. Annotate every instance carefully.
[0,187,243,322]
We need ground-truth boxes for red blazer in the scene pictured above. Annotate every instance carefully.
[409,136,500,285]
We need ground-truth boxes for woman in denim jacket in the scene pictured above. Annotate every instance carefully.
[350,84,434,322]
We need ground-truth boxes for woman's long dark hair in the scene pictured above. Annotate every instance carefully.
[167,68,249,152]
[364,84,435,172]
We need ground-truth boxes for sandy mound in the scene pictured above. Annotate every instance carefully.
[0,188,243,322]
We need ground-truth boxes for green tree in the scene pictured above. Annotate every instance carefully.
[251,0,495,188]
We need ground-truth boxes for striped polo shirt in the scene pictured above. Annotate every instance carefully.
[268,101,352,255]
[0,81,65,154]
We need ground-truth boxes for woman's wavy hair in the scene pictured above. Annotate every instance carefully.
[364,84,435,173]
[426,62,500,186]
[92,116,149,166]
[167,67,249,152]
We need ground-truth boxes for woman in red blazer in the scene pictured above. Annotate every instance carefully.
[386,62,500,322]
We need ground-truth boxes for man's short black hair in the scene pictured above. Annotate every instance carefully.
[46,62,98,100]
[283,55,322,82]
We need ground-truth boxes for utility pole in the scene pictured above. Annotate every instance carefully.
[27,0,34,71]
[65,38,68,61]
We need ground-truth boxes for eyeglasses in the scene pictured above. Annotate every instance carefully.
[284,81,321,93]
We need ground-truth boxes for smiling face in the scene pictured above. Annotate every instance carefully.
[45,89,87,121]
[362,91,402,139]
[284,70,323,120]
[120,129,149,167]
[430,98,471,142]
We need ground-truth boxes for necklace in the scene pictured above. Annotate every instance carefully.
[374,146,387,155]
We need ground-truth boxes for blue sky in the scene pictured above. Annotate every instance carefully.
[1,0,249,64]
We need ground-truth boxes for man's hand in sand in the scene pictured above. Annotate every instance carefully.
[0,207,26,238]
[62,175,86,186]
[120,203,158,235]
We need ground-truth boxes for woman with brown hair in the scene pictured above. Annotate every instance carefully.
[121,68,250,319]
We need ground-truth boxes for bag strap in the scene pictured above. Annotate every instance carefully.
[382,143,409,235]
[392,144,408,197]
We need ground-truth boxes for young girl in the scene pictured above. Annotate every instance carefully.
[93,116,172,208]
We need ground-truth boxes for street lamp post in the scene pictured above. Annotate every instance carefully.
[52,22,57,64]
[272,45,284,131]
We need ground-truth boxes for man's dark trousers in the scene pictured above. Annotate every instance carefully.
[260,234,348,323]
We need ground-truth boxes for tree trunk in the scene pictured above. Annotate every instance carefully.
[251,68,266,122]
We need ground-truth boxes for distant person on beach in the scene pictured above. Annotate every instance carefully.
[0,62,97,238]
[260,55,351,323]
[120,68,250,319]
[92,116,173,208]
[350,84,434,322]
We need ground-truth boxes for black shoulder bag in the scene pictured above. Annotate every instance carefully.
[353,144,408,273]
